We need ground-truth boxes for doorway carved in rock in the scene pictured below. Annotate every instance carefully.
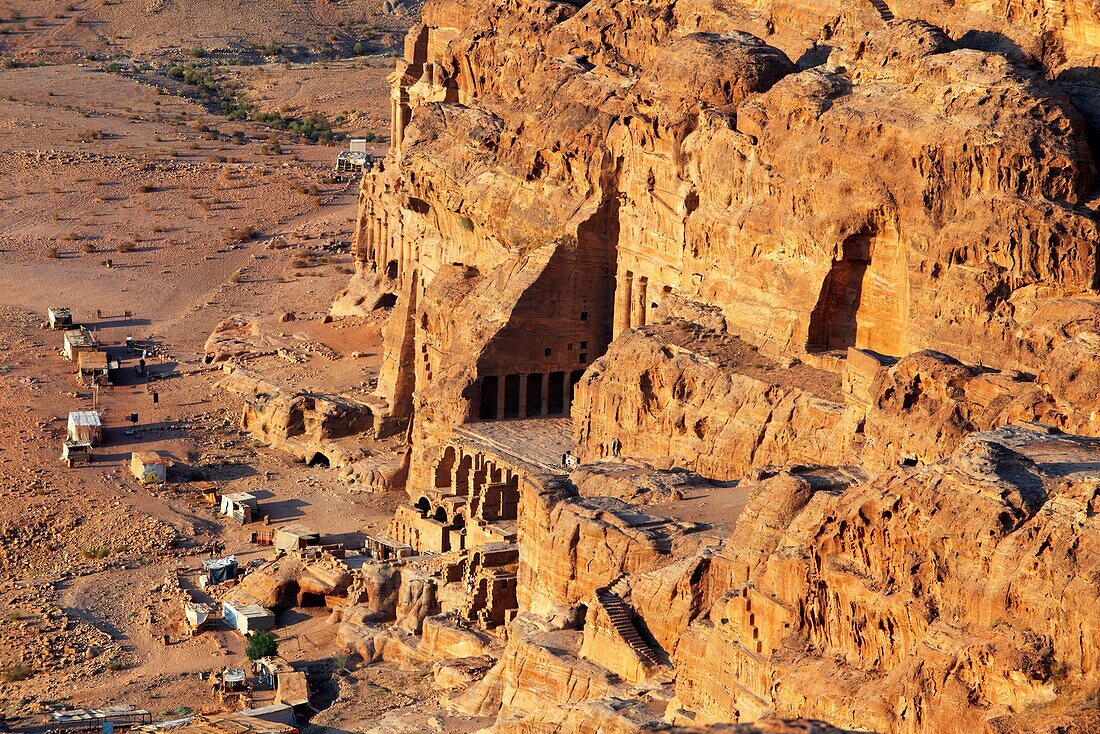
[807,224,906,356]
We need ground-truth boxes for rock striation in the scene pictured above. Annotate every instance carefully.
[325,0,1100,731]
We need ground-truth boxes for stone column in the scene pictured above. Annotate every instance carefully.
[631,276,648,329]
[540,372,549,416]
[398,214,407,285]
[613,272,632,337]
[397,104,409,154]
[561,373,571,414]
[388,232,395,279]
[496,376,506,420]
[390,98,400,156]
[449,462,460,494]
[374,217,384,271]
[518,374,529,418]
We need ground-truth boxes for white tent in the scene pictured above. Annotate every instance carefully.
[67,411,103,445]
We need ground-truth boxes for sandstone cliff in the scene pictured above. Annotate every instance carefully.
[459,427,1100,733]
[671,427,1100,732]
[330,0,1100,730]
[351,0,1099,495]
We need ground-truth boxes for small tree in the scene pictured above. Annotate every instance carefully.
[245,630,278,660]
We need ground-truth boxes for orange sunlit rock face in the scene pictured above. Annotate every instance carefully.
[323,0,1100,730]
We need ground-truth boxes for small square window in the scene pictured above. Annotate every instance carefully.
[580,341,588,349]
[568,343,573,351]
[580,311,588,321]
[544,347,552,357]
[579,353,588,363]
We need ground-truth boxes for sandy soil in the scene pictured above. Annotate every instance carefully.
[0,0,417,63]
[227,57,395,142]
[0,48,427,728]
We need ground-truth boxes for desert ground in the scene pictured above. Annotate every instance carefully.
[6,0,1100,732]
[0,5,434,726]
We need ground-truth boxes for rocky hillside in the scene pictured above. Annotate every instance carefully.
[348,0,1100,476]
[331,0,1100,731]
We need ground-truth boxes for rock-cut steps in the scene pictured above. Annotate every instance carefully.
[867,0,895,22]
[595,584,665,668]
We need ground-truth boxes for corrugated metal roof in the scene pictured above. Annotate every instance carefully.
[63,328,97,346]
[78,351,109,369]
[67,411,102,426]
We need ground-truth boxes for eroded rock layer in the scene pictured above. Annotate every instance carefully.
[331,0,1100,731]
[354,0,1099,483]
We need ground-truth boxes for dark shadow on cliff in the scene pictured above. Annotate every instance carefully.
[956,31,1100,183]
[955,29,1031,63]
[797,43,833,70]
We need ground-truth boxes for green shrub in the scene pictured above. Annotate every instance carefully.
[159,706,192,718]
[74,129,105,142]
[221,226,258,244]
[245,631,278,660]
[2,663,33,682]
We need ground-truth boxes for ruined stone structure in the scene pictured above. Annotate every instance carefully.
[390,441,520,553]
[330,0,1100,730]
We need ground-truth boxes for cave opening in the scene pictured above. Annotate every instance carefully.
[299,591,325,607]
[308,452,331,467]
[807,230,872,353]
[548,371,566,414]
[373,292,397,309]
[503,374,522,418]
[479,375,499,420]
[525,373,543,416]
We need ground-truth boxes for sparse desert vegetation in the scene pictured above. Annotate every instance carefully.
[0,0,403,726]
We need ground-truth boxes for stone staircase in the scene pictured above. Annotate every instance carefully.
[595,583,665,668]
[867,0,895,22]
